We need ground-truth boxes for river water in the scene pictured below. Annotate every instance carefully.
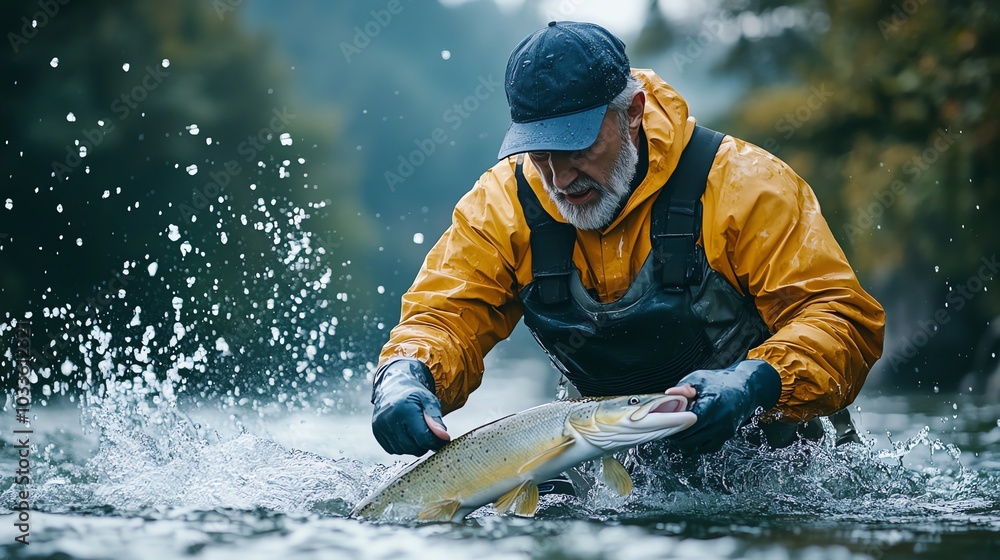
[2,344,999,559]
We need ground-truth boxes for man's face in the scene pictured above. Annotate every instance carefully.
[528,109,638,230]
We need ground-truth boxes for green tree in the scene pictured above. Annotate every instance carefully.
[1,0,376,398]
[716,0,999,388]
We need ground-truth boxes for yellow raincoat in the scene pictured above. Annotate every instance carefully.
[379,69,885,423]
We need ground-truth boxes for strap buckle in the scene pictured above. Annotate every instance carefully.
[535,271,573,304]
[653,233,701,292]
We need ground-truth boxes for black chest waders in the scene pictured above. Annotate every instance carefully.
[517,126,769,395]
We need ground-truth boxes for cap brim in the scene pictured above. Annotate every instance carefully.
[497,104,608,160]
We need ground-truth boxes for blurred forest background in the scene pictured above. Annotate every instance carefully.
[1,0,997,399]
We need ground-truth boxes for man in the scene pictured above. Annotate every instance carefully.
[371,21,885,458]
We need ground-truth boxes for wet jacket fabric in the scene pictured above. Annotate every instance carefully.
[378,69,885,423]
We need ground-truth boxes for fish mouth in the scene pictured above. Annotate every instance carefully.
[629,395,690,421]
[573,394,697,450]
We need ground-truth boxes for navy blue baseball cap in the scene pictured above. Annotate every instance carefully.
[497,21,630,160]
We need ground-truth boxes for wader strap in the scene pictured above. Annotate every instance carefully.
[651,125,725,292]
[515,157,576,304]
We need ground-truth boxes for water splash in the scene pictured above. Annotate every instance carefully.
[90,432,370,515]
[0,115,386,529]
[568,426,998,527]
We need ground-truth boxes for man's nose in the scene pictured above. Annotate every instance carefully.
[544,152,579,190]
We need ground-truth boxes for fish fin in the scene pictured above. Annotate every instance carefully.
[512,481,539,517]
[495,480,532,514]
[517,436,575,475]
[417,499,462,522]
[601,456,633,496]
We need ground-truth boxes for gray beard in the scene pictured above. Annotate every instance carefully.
[543,131,639,231]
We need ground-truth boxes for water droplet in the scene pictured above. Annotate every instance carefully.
[185,164,198,175]
[279,133,292,146]
[161,58,170,68]
[75,238,83,246]
[377,285,385,294]
[122,63,130,72]
[934,266,940,273]
[49,57,59,68]
[5,198,12,210]
[147,262,158,276]
[440,50,451,60]
[187,124,200,135]
[413,233,424,244]
[56,204,63,213]
[66,112,76,122]
[167,224,181,242]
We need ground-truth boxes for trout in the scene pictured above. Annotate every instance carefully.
[352,394,697,522]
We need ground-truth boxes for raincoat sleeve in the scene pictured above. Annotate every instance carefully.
[378,172,524,414]
[703,138,885,423]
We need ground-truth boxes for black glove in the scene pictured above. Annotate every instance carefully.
[667,359,781,455]
[371,358,450,456]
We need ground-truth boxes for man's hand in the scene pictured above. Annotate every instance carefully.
[371,358,451,455]
[665,359,781,454]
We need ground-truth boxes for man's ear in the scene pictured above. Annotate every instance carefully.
[627,90,645,140]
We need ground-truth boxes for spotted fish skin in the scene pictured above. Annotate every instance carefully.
[352,394,696,522]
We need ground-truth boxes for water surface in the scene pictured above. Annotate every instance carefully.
[3,356,999,559]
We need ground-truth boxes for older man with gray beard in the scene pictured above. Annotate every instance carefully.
[370,21,885,466]
[532,82,640,231]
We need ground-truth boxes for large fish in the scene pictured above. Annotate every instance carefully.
[352,394,697,522]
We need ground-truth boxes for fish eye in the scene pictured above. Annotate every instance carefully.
[627,396,640,405]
